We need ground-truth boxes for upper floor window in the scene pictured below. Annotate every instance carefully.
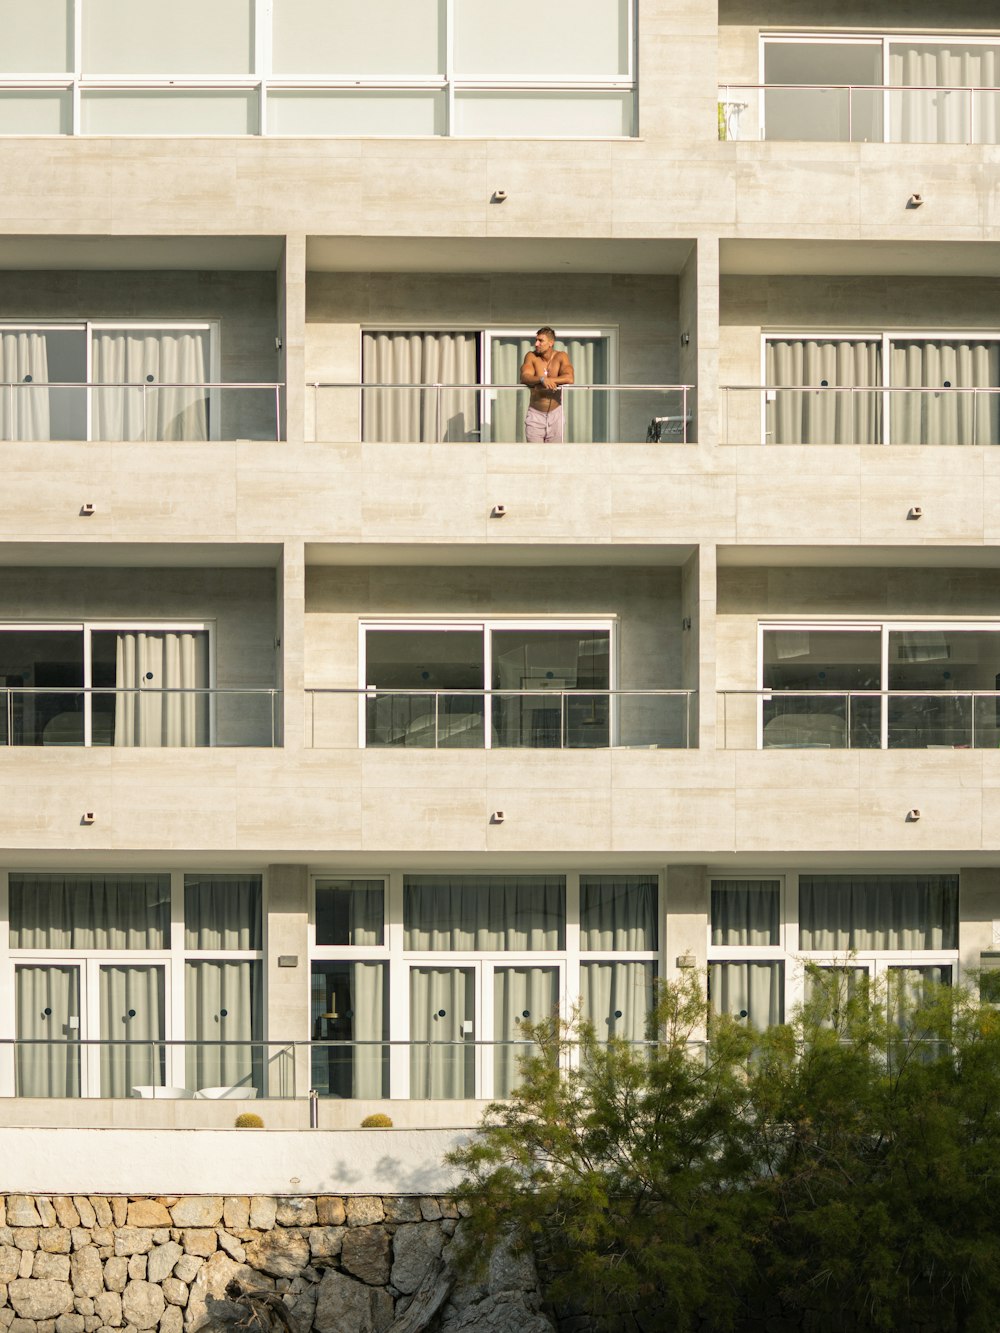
[0,0,635,139]
[721,35,1000,144]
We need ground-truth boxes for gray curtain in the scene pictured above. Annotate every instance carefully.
[9,873,169,949]
[889,339,1000,445]
[409,967,474,1099]
[91,330,208,442]
[185,960,261,1093]
[490,335,606,443]
[580,875,657,951]
[799,874,958,951]
[184,874,262,950]
[766,338,882,444]
[362,331,478,441]
[711,879,780,946]
[100,965,165,1098]
[404,875,565,950]
[0,330,49,441]
[709,961,784,1030]
[493,965,558,1097]
[15,965,80,1098]
[581,960,654,1044]
[890,43,1000,144]
[315,878,384,947]
[114,630,210,747]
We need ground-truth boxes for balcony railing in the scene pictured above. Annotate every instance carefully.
[2,687,282,747]
[308,383,694,444]
[720,385,1000,446]
[306,688,697,750]
[0,381,284,442]
[718,84,1000,144]
[719,690,1000,750]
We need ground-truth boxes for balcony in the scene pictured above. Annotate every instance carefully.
[719,83,1000,145]
[719,690,1000,750]
[307,688,696,750]
[308,384,694,445]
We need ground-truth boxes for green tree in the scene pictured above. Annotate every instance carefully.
[448,969,1000,1332]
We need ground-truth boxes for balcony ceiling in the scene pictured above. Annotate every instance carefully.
[721,239,1000,278]
[717,544,1000,569]
[306,542,697,567]
[0,236,284,270]
[307,236,696,274]
[0,542,281,568]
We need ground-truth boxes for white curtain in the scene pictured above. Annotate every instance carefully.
[711,880,780,946]
[889,339,1000,445]
[185,960,261,1093]
[362,331,478,441]
[404,875,565,950]
[709,961,784,1030]
[799,875,958,951]
[310,962,387,1099]
[100,965,165,1098]
[409,967,474,1099]
[15,965,81,1098]
[581,961,654,1044]
[91,330,209,441]
[490,335,606,443]
[580,875,657,951]
[766,339,882,444]
[114,630,210,747]
[1,330,50,441]
[493,965,559,1097]
[184,875,262,950]
[890,43,1000,144]
[9,873,169,950]
[351,962,387,1098]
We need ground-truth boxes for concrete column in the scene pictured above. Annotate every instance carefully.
[281,233,307,444]
[267,863,311,1102]
[684,543,717,749]
[280,541,306,751]
[959,867,1000,987]
[665,864,708,979]
[679,235,720,446]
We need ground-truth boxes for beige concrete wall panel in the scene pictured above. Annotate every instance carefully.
[858,750,986,791]
[481,470,613,541]
[108,751,238,848]
[361,785,487,852]
[611,748,736,790]
[265,864,310,1041]
[237,771,363,850]
[858,786,984,851]
[607,443,729,478]
[860,451,986,545]
[484,749,612,791]
[977,755,1000,789]
[0,752,113,848]
[361,748,487,791]
[979,449,1000,542]
[735,781,860,851]
[858,154,987,237]
[638,35,720,146]
[484,786,613,850]
[734,158,861,233]
[361,468,485,541]
[358,143,489,235]
[735,749,861,791]
[611,472,737,540]
[0,143,113,232]
[109,445,238,539]
[611,157,737,230]
[483,145,614,237]
[235,141,363,232]
[612,785,736,852]
[108,143,243,233]
[0,444,113,539]
[736,448,861,541]
[235,449,362,541]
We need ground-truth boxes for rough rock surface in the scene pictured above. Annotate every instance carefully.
[313,1270,393,1333]
[340,1230,390,1287]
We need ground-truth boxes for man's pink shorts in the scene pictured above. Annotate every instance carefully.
[524,405,563,443]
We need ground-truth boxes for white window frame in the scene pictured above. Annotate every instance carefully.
[0,0,636,139]
[358,616,618,749]
[0,867,266,1098]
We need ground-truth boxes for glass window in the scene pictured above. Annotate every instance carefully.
[10,873,170,950]
[185,959,263,1094]
[454,0,628,78]
[184,875,262,951]
[315,879,384,947]
[453,90,633,138]
[581,960,655,1042]
[763,41,882,143]
[3,0,73,72]
[709,961,784,1029]
[311,961,388,1098]
[82,0,254,75]
[267,91,446,138]
[273,0,445,76]
[711,880,780,947]
[799,875,958,952]
[0,92,73,135]
[80,90,257,136]
[581,875,657,951]
[762,628,882,749]
[404,875,565,950]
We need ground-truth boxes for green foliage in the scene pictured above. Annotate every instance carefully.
[448,969,1000,1332]
[360,1112,394,1128]
[234,1111,264,1128]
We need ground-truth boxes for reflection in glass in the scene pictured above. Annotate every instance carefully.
[762,629,881,748]
[311,962,388,1098]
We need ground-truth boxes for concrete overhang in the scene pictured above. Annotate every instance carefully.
[721,238,1000,278]
[0,236,285,270]
[305,542,698,567]
[307,236,696,274]
[0,541,282,568]
[717,544,1000,569]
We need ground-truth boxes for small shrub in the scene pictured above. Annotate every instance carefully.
[234,1112,264,1129]
[360,1112,393,1128]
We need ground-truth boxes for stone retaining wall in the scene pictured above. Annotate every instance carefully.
[0,1196,552,1333]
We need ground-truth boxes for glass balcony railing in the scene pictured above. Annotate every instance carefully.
[718,84,1000,145]
[0,687,282,747]
[718,691,1000,750]
[308,383,694,444]
[0,382,284,442]
[720,386,1000,446]
[306,688,697,750]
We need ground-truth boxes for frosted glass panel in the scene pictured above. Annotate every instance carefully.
[83,0,253,75]
[273,0,445,76]
[454,91,633,137]
[0,91,72,135]
[268,91,445,137]
[455,0,628,78]
[3,0,72,72]
[81,90,257,135]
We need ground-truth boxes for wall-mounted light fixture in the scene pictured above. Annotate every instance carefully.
[490,810,505,824]
[80,502,95,516]
[491,189,508,204]
[81,812,96,825]
[907,193,924,208]
[906,808,921,822]
[908,506,923,520]
[680,332,691,346]
[491,503,507,518]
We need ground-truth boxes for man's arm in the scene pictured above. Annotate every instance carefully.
[551,352,574,386]
[520,353,543,386]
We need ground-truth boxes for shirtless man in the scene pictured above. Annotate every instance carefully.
[520,327,574,442]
